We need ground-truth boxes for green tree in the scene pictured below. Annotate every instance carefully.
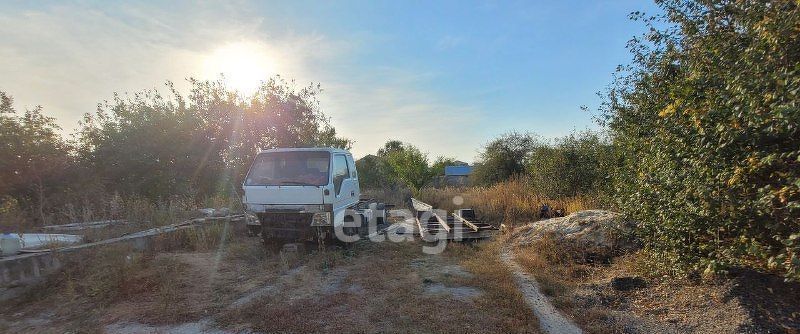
[377,140,404,157]
[357,142,449,190]
[0,92,72,224]
[355,154,390,189]
[79,77,351,200]
[472,131,540,186]
[370,141,436,191]
[384,144,431,191]
[604,0,800,279]
[527,131,613,198]
[430,156,460,177]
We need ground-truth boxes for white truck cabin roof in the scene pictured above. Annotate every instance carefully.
[257,147,351,155]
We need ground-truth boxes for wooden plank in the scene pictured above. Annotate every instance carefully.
[410,198,433,212]
[452,213,480,232]
[432,212,451,233]
[415,216,427,239]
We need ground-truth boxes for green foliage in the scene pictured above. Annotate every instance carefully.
[354,154,390,190]
[526,131,614,198]
[376,140,404,157]
[472,131,540,186]
[0,76,351,225]
[605,0,800,279]
[78,77,351,200]
[429,156,460,177]
[357,141,454,191]
[0,94,72,225]
[382,143,432,191]
[472,130,613,197]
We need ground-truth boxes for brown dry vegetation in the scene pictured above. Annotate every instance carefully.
[1,218,541,333]
[511,230,800,333]
[421,182,800,333]
[218,239,540,333]
[0,221,237,332]
[10,181,798,333]
[416,178,598,227]
[0,192,241,235]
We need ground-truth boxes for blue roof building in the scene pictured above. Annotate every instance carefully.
[444,165,472,176]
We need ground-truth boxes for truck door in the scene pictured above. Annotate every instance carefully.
[346,154,360,197]
[332,154,357,224]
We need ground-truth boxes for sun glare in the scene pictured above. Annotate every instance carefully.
[202,42,275,95]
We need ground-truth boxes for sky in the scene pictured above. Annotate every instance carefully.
[0,0,661,162]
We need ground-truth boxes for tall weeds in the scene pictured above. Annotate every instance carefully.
[417,177,602,227]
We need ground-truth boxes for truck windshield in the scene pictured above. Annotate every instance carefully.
[245,151,330,186]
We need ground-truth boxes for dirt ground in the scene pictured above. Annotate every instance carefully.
[6,212,796,334]
[0,231,540,334]
[513,243,800,334]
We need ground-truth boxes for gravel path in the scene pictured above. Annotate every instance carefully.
[500,247,583,334]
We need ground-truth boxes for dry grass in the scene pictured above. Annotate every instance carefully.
[149,220,234,252]
[3,244,192,332]
[511,234,627,333]
[1,220,237,330]
[417,178,600,227]
[513,235,590,303]
[3,219,543,333]
[509,234,778,334]
[219,239,541,333]
[0,193,240,234]
[451,240,542,332]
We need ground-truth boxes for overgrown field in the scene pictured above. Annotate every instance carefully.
[416,178,600,227]
[1,219,542,333]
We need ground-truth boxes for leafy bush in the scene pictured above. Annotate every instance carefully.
[79,77,350,200]
[356,140,455,192]
[0,93,75,225]
[471,130,613,200]
[1,76,351,225]
[383,143,433,191]
[604,0,800,279]
[472,131,539,186]
[354,154,388,190]
[527,131,614,199]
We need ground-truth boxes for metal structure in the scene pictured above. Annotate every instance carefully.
[411,198,497,241]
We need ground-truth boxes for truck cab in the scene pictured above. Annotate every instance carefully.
[242,148,361,241]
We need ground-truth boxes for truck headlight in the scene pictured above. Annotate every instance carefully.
[311,212,331,226]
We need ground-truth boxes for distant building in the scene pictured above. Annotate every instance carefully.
[444,165,472,176]
[438,164,472,187]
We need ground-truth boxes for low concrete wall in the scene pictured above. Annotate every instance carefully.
[0,252,61,288]
[0,216,244,293]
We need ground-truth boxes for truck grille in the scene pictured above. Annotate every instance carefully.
[257,213,313,229]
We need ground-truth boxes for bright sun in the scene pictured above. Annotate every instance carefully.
[202,42,275,95]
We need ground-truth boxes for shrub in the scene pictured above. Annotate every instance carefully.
[604,0,800,279]
[472,132,539,186]
[357,140,455,192]
[526,131,614,199]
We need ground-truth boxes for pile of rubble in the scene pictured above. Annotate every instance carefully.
[510,210,639,258]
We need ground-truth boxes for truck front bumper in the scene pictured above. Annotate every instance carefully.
[257,212,316,240]
[250,206,333,240]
